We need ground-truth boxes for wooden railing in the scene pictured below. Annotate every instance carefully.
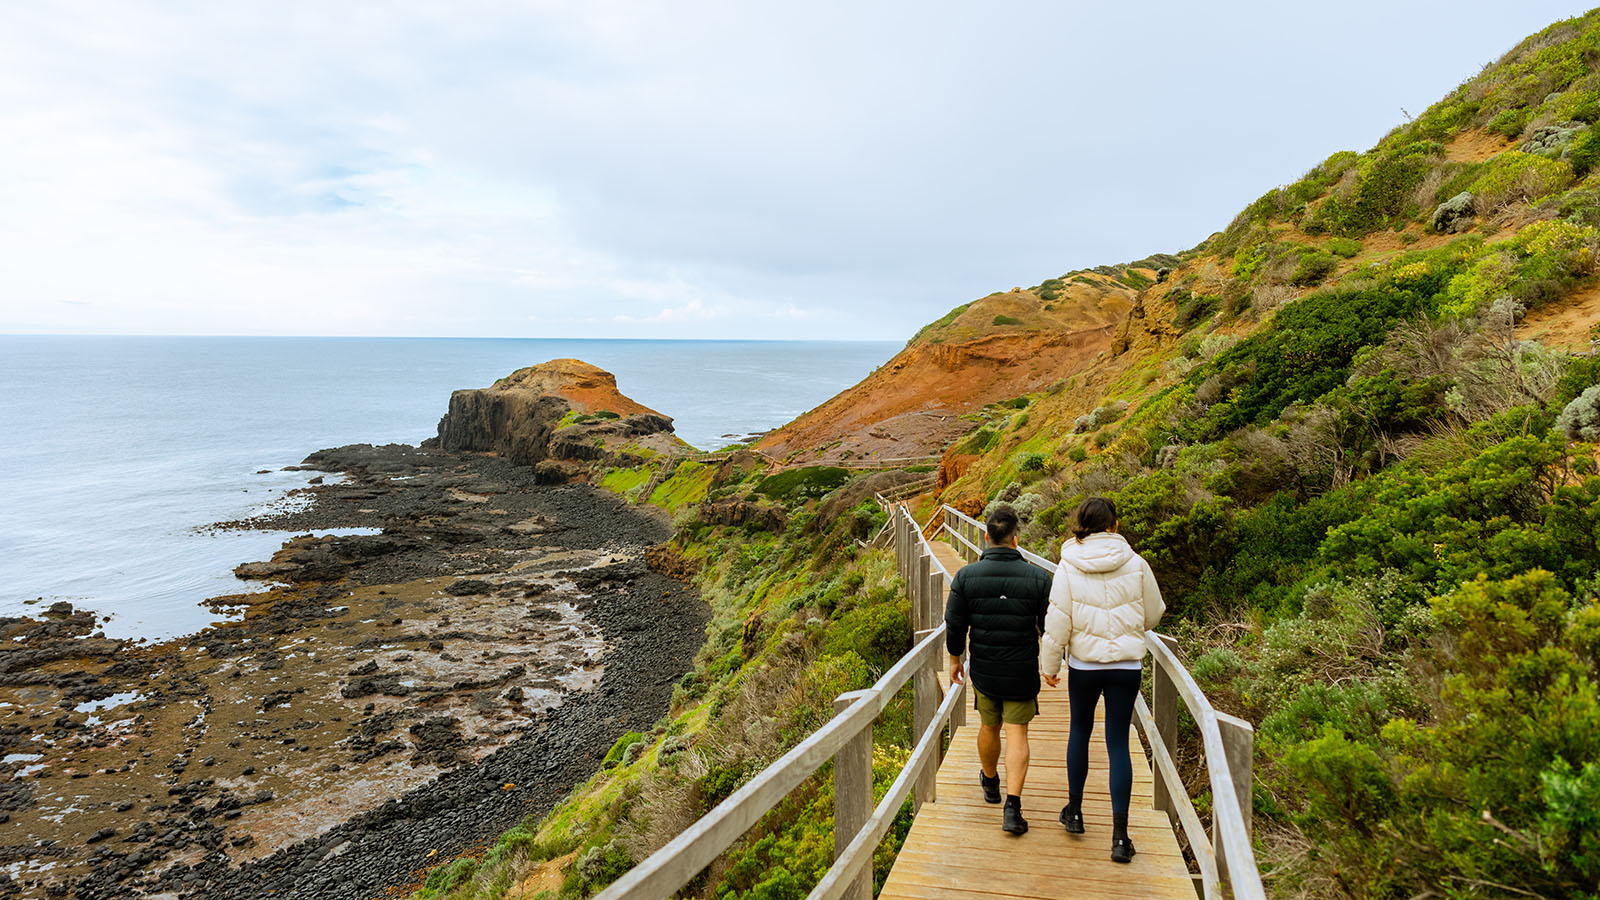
[937,505,1264,900]
[876,475,938,507]
[598,501,1262,900]
[596,505,960,900]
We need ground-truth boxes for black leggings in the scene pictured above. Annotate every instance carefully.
[1066,666,1142,815]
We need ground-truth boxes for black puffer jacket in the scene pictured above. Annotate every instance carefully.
[945,546,1053,701]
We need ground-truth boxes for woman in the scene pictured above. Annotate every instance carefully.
[1038,496,1164,863]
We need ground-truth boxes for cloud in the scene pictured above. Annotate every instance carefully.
[0,1,1591,339]
[613,298,724,323]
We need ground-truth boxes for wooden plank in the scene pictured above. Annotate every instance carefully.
[889,850,1197,893]
[891,844,1194,881]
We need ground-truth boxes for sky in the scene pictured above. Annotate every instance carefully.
[0,2,1594,340]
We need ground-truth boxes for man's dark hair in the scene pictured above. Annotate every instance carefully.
[986,504,1020,544]
[1072,496,1118,541]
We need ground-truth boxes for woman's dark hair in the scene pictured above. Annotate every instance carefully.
[1071,497,1118,541]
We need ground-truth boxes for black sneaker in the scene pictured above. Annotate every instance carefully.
[1058,806,1084,834]
[1110,836,1136,863]
[979,770,1000,804]
[1002,797,1028,835]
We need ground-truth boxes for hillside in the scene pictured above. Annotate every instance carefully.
[407,10,1600,900]
[755,264,1161,464]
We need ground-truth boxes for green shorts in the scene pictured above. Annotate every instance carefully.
[973,687,1038,727]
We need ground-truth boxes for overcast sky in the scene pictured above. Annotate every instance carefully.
[0,2,1592,340]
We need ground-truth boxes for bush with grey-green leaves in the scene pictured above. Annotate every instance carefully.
[1556,384,1600,440]
[1074,400,1129,434]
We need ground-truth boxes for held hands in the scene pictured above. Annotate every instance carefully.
[1041,672,1060,688]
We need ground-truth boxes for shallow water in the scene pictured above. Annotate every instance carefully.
[0,335,895,639]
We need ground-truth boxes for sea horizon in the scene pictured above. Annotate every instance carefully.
[0,335,898,639]
[0,332,900,342]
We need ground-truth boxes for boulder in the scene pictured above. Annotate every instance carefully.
[698,499,786,532]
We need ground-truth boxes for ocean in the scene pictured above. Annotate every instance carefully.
[0,336,896,640]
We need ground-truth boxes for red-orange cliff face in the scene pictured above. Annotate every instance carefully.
[757,277,1139,463]
[488,358,668,418]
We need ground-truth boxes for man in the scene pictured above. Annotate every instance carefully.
[944,504,1053,834]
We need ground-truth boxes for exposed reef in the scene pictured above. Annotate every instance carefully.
[0,362,707,900]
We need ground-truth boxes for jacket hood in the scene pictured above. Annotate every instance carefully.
[1061,532,1135,574]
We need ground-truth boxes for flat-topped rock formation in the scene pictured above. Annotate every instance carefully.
[426,359,687,479]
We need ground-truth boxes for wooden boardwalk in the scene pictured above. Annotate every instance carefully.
[880,543,1198,900]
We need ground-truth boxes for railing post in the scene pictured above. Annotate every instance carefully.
[915,554,931,633]
[912,659,938,812]
[833,690,875,900]
[1214,710,1254,888]
[896,511,907,581]
[1151,634,1179,819]
[950,657,966,729]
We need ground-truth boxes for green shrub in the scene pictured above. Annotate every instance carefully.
[1066,444,1088,463]
[754,467,850,502]
[1439,219,1598,316]
[1574,125,1600,177]
[1317,141,1443,236]
[1488,106,1529,138]
[1170,288,1220,331]
[1467,150,1573,212]
[1320,433,1600,591]
[1015,451,1049,472]
[825,605,911,670]
[1183,284,1436,439]
[602,731,646,768]
[992,314,1024,326]
[953,424,1000,455]
[1290,249,1338,285]
[1569,90,1600,124]
[1375,571,1600,893]
[1326,236,1363,258]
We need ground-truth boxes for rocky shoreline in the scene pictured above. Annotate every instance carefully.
[1,442,706,900]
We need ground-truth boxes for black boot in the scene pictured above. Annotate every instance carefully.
[979,769,1000,804]
[1002,795,1029,835]
[1110,812,1135,863]
[1058,800,1084,834]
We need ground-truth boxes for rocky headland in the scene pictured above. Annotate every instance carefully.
[0,361,706,900]
[427,358,686,483]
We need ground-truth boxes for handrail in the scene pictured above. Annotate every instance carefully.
[807,664,966,900]
[939,504,1054,569]
[1145,637,1264,900]
[1134,694,1220,895]
[596,503,958,900]
[935,503,1263,900]
[595,626,949,900]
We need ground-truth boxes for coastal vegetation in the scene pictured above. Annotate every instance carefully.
[411,9,1600,900]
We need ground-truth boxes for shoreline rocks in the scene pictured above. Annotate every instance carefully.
[2,442,707,900]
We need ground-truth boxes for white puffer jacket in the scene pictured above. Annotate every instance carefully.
[1039,532,1164,677]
